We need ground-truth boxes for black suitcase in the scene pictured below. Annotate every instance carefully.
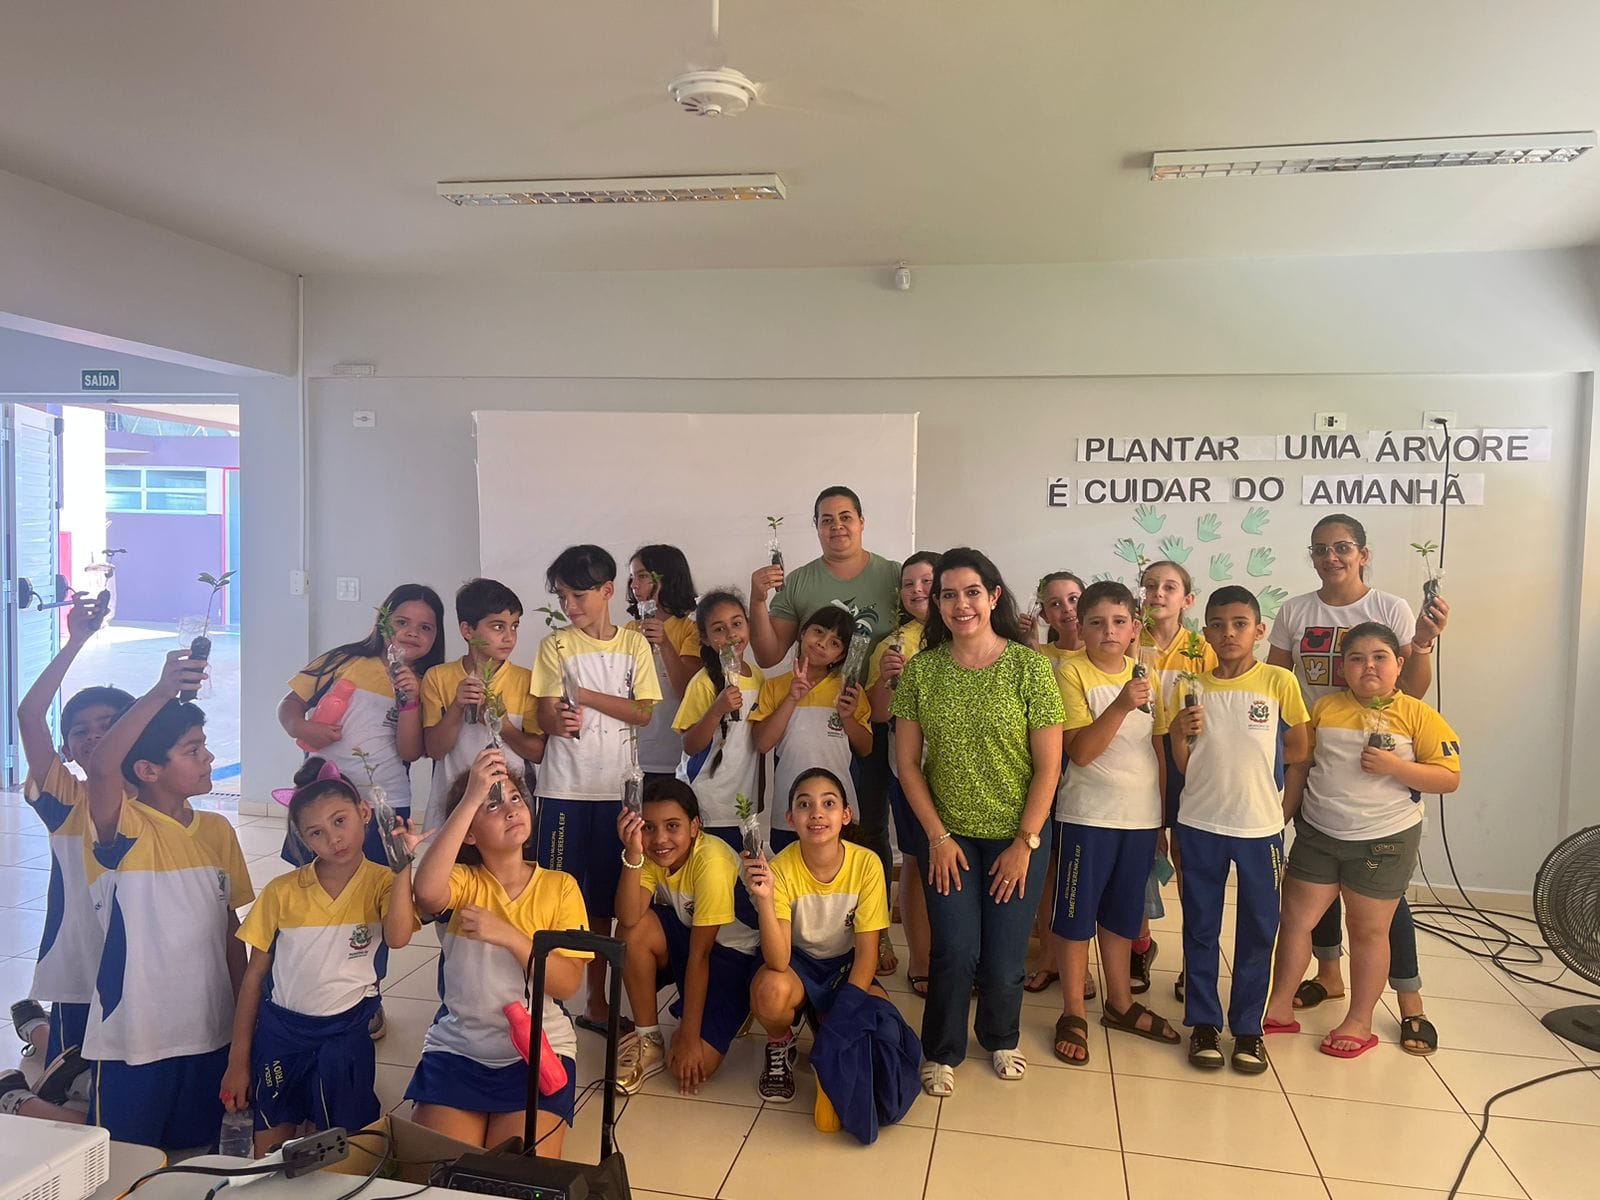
[434,928,632,1200]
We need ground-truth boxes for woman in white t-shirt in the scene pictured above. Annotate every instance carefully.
[1265,512,1451,1054]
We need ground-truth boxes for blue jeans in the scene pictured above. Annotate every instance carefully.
[1312,895,1423,993]
[920,834,1050,1066]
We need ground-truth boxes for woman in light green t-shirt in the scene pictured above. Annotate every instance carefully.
[891,547,1064,1098]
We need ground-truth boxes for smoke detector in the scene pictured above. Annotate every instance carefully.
[667,68,759,117]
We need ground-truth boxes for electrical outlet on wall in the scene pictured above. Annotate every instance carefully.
[1313,412,1347,432]
[1424,410,1457,428]
[335,577,360,602]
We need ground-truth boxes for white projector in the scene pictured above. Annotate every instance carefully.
[0,1114,110,1200]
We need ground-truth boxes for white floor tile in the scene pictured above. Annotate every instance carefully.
[1292,1096,1525,1197]
[1115,1074,1318,1175]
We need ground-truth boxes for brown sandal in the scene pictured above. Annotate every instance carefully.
[1053,1014,1091,1065]
[1100,1000,1181,1044]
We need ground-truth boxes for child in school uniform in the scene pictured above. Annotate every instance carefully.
[408,748,590,1155]
[223,759,421,1155]
[750,605,872,853]
[1031,571,1086,662]
[612,779,761,1095]
[421,578,544,840]
[83,649,255,1151]
[626,546,703,783]
[1050,582,1180,1067]
[672,590,764,851]
[1,595,130,1120]
[533,545,661,1031]
[740,768,890,1119]
[1168,586,1309,1076]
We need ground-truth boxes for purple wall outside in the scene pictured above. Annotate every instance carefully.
[105,432,239,627]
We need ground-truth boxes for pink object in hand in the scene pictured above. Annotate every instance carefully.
[503,1001,570,1096]
[297,678,357,751]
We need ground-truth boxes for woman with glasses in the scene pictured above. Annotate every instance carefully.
[1264,512,1450,1055]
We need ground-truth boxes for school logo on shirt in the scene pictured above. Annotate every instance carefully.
[349,924,373,954]
[845,906,857,930]
[828,711,845,733]
[216,870,230,902]
[1441,740,1460,757]
[1247,701,1272,728]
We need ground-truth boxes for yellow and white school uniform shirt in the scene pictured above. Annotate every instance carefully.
[1055,655,1164,830]
[532,626,662,801]
[289,655,414,806]
[671,662,764,828]
[637,834,760,955]
[424,865,590,1065]
[868,620,925,781]
[1302,691,1461,841]
[25,759,131,1006]
[751,671,870,844]
[1178,663,1310,840]
[86,803,253,1065]
[628,614,701,776]
[1138,627,1218,726]
[420,660,540,836]
[239,860,415,1015]
[770,841,889,962]
[1039,643,1085,675]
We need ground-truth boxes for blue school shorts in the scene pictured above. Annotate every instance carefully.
[251,995,380,1134]
[654,906,758,1054]
[788,948,855,1022]
[537,798,624,922]
[90,1045,231,1151]
[47,1001,90,1063]
[1050,823,1160,942]
[405,1049,577,1125]
[887,774,927,862]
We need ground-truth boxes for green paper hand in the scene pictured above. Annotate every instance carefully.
[1181,614,1201,633]
[1158,535,1192,565]
[1241,506,1271,536]
[1197,513,1222,542]
[1113,538,1144,565]
[1209,553,1234,582]
[1257,585,1289,621]
[1246,546,1276,577]
[1134,504,1166,534]
[1090,572,1116,584]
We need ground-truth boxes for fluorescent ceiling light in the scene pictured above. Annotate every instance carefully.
[1150,133,1595,180]
[436,173,785,205]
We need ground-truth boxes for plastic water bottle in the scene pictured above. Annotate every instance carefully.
[217,1106,254,1157]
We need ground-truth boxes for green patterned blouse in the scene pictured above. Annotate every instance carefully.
[890,641,1065,839]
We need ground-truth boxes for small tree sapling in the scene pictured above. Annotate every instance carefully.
[736,792,762,859]
[180,570,235,702]
[1363,695,1398,750]
[352,745,412,871]
[1412,540,1443,623]
[766,516,785,592]
[1177,629,1208,747]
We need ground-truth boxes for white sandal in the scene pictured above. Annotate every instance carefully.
[920,1061,955,1097]
[992,1048,1027,1080]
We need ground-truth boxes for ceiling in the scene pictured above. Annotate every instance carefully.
[4,0,1600,275]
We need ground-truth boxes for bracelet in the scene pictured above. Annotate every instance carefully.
[620,850,645,870]
[1411,641,1435,655]
[929,831,952,852]
[396,700,419,713]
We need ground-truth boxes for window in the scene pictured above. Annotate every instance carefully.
[105,467,219,514]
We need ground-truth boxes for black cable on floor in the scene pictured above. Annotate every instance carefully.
[1447,1064,1599,1198]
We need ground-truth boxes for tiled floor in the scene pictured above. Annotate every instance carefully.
[2,790,1598,1199]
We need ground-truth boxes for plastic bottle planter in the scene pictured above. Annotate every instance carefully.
[1179,675,1204,748]
[887,635,906,691]
[842,629,872,689]
[736,793,762,859]
[766,516,785,592]
[720,645,744,721]
[1363,702,1397,751]
[369,787,414,872]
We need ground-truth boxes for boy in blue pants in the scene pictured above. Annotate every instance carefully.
[1168,586,1308,1075]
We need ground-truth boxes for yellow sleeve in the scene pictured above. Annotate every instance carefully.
[770,854,795,925]
[850,684,872,728]
[237,879,279,951]
[851,852,890,933]
[288,670,318,701]
[1409,702,1462,773]
[865,638,892,690]
[673,672,717,732]
[420,665,453,729]
[446,864,480,912]
[1060,662,1095,732]
[530,634,565,699]
[628,633,663,703]
[1278,670,1311,727]
[223,825,255,908]
[550,871,594,960]
[751,675,789,722]
[667,618,702,659]
[688,850,737,927]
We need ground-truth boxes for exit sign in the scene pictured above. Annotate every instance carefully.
[81,370,120,392]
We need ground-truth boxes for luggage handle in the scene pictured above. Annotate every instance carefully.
[526,929,625,1160]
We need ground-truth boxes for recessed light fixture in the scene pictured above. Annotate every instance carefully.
[436,173,786,205]
[1150,132,1595,180]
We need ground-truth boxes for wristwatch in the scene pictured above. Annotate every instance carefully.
[1019,830,1042,851]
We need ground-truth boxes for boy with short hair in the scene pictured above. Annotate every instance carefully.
[420,577,544,838]
[1168,586,1309,1076]
[84,649,254,1150]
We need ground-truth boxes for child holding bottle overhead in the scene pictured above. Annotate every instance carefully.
[1168,586,1308,1076]
[626,546,702,783]
[672,589,764,851]
[751,605,872,852]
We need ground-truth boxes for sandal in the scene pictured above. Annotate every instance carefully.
[907,973,930,998]
[1053,1014,1091,1066]
[1023,969,1059,993]
[991,1048,1027,1080]
[1100,1000,1181,1045]
[1398,1014,1438,1056]
[920,1061,955,1097]
[876,933,898,978]
[1293,979,1344,1010]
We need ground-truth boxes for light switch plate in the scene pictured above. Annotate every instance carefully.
[335,577,360,602]
[353,410,376,428]
[1313,412,1347,432]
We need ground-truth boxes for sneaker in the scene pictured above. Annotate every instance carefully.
[1174,965,1186,1003]
[35,1048,91,1107]
[10,1001,46,1058]
[1129,939,1158,995]
[615,1032,666,1095]
[757,1036,798,1103]
[1188,1024,1224,1070]
[1232,1034,1270,1075]
[0,1070,35,1116]
[368,1003,387,1041]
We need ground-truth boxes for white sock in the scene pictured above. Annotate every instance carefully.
[636,1025,663,1042]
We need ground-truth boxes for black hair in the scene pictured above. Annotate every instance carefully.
[1037,571,1086,645]
[1311,513,1369,581]
[1078,580,1139,623]
[812,486,863,523]
[61,686,135,746]
[921,547,1026,651]
[642,776,701,822]
[787,766,850,811]
[456,577,523,628]
[442,766,534,866]
[800,604,859,671]
[546,545,616,594]
[302,583,446,696]
[693,589,749,778]
[627,545,697,620]
[121,700,206,787]
[287,756,366,832]
[1341,621,1403,657]
[896,551,942,624]
[1205,585,1262,622]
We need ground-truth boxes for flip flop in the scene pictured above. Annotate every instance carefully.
[1264,1017,1301,1035]
[907,974,930,998]
[1320,1032,1380,1059]
[1293,979,1344,1010]
[1398,1014,1438,1057]
[1053,1014,1091,1066]
[1023,969,1059,994]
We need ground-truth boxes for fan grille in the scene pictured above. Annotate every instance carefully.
[1533,825,1600,986]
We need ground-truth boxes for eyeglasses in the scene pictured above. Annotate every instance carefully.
[484,791,526,814]
[1309,541,1362,558]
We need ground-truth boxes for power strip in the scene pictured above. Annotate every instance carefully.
[281,1129,350,1178]
[434,1152,592,1200]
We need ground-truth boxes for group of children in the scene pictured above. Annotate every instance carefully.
[3,512,1461,1157]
